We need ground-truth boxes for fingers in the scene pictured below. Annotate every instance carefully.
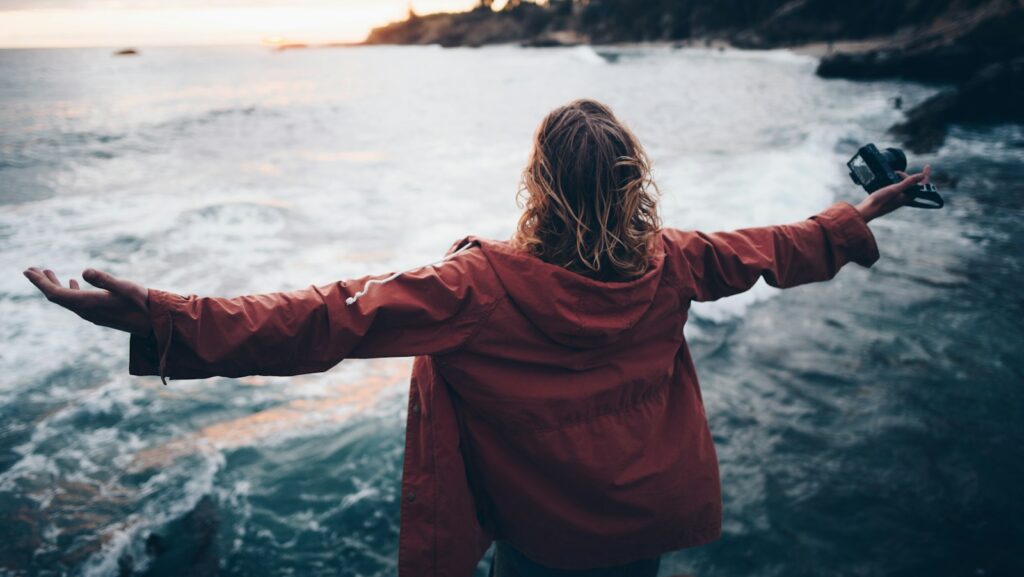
[28,267,146,314]
[26,267,139,300]
[83,268,147,310]
[24,267,147,328]
[23,267,65,302]
[896,171,927,191]
[82,268,119,292]
[896,165,932,187]
[24,268,97,302]
[24,267,53,294]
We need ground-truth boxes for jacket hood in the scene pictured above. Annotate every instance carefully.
[461,235,667,349]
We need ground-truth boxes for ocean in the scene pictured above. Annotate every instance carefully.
[0,44,1022,576]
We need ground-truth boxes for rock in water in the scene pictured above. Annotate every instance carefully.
[139,496,220,577]
[890,58,1024,153]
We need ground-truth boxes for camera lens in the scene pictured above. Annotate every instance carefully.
[882,148,907,172]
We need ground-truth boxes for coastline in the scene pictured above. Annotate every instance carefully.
[359,1,1022,152]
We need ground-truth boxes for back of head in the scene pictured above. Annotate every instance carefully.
[514,99,661,281]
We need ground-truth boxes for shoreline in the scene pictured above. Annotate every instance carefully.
[360,0,1021,155]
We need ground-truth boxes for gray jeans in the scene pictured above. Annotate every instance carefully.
[489,541,661,577]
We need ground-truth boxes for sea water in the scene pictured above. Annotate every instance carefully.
[0,44,1022,576]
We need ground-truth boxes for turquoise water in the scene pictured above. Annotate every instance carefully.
[0,45,1022,576]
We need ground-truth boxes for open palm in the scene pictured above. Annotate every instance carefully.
[23,268,151,334]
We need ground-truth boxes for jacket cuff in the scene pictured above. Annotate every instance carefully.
[128,289,180,383]
[128,332,159,375]
[811,201,880,268]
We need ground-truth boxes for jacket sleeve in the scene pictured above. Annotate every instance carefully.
[664,201,880,303]
[128,244,495,382]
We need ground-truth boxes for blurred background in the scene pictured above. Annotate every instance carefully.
[1,1,1022,576]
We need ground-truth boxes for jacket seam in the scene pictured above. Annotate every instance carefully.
[659,233,693,314]
[429,370,440,575]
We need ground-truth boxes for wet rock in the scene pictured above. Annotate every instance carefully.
[113,48,138,56]
[145,533,166,556]
[890,58,1024,153]
[140,496,220,577]
[118,553,135,577]
[521,30,584,47]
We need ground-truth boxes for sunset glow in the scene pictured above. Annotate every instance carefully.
[0,1,502,48]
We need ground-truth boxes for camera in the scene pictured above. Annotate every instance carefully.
[847,143,943,209]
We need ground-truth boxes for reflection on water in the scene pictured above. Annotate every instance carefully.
[0,45,1021,576]
[132,359,410,472]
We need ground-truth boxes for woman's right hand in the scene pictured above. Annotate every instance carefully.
[855,164,932,223]
[23,268,152,334]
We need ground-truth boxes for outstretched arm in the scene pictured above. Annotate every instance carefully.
[24,241,494,383]
[666,166,932,302]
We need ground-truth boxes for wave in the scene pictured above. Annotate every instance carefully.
[663,123,852,327]
[1,105,283,185]
[568,45,608,65]
[154,105,282,135]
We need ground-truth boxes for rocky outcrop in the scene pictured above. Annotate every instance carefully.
[521,30,585,47]
[732,0,944,49]
[365,0,1022,62]
[807,0,1024,152]
[138,496,220,577]
[816,0,1024,83]
[890,57,1024,152]
[365,3,568,48]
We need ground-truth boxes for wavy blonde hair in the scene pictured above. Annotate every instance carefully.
[513,99,661,281]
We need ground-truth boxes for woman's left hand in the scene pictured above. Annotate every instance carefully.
[855,165,932,222]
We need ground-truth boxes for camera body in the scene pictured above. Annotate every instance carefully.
[847,143,943,209]
[847,144,905,193]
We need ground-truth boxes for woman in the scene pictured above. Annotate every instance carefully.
[24,99,931,577]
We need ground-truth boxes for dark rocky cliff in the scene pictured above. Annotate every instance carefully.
[365,0,1019,50]
[364,3,567,48]
[815,0,1024,83]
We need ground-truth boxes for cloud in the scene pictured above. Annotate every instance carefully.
[0,0,384,11]
[0,0,480,47]
[0,0,477,11]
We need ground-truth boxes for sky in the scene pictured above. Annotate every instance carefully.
[0,0,508,48]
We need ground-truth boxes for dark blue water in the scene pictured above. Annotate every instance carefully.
[686,139,1024,576]
[0,45,1021,576]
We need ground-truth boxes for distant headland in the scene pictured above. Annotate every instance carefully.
[363,0,1024,152]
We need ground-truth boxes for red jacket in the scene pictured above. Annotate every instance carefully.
[129,201,879,576]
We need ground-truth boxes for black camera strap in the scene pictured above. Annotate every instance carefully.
[905,183,944,209]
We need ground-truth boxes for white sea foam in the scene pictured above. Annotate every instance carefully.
[568,45,609,65]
